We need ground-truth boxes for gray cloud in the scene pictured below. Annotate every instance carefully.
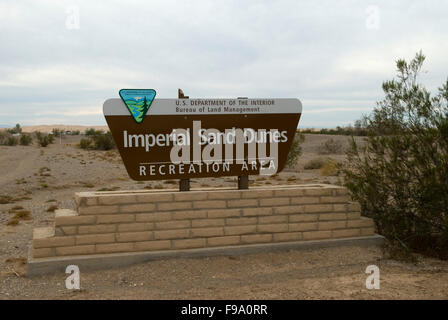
[0,0,447,127]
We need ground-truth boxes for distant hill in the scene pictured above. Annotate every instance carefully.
[21,124,109,133]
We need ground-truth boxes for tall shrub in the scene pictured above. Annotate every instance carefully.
[343,51,448,259]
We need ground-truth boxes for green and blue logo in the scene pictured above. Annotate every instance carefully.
[119,89,156,123]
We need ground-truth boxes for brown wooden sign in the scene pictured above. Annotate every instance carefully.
[103,97,302,181]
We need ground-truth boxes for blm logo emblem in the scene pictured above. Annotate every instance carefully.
[119,89,156,123]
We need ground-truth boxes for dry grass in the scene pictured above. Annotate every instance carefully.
[7,218,19,226]
[0,195,14,204]
[320,160,340,176]
[81,182,95,188]
[46,204,58,212]
[304,158,326,170]
[4,257,26,265]
[12,210,32,220]
[97,187,120,191]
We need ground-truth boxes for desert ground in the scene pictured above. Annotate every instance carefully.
[0,132,447,299]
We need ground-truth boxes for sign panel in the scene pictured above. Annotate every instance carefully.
[104,96,302,181]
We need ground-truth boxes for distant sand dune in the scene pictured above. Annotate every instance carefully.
[21,124,109,133]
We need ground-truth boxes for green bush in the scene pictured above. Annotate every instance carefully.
[343,51,448,260]
[286,132,305,167]
[79,138,92,149]
[85,128,103,136]
[7,136,18,146]
[299,120,368,136]
[92,131,115,150]
[19,134,32,146]
[6,124,22,135]
[79,131,115,150]
[0,130,10,145]
[35,131,53,147]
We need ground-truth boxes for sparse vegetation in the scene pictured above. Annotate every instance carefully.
[0,195,14,204]
[6,124,22,134]
[12,210,31,220]
[304,158,326,170]
[317,138,344,154]
[343,51,448,260]
[97,187,120,191]
[82,182,95,188]
[79,130,115,150]
[79,138,92,149]
[7,218,19,226]
[286,132,305,167]
[7,207,32,226]
[7,136,18,146]
[320,159,340,176]
[19,134,32,146]
[35,131,54,147]
[299,120,368,136]
[46,204,58,212]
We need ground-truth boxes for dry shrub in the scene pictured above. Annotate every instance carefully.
[7,218,19,226]
[13,210,32,220]
[0,195,13,204]
[317,138,344,154]
[304,158,326,170]
[46,204,58,212]
[320,159,340,176]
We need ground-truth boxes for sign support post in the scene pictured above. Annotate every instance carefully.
[238,175,249,189]
[178,89,190,192]
[236,96,249,190]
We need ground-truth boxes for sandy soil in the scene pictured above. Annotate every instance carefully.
[0,133,447,299]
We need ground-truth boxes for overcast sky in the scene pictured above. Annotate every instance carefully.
[1,0,447,128]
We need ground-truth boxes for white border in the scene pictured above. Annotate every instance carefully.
[103,98,302,116]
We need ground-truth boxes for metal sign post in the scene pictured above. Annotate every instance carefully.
[178,89,190,192]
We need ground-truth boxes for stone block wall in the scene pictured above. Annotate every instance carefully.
[31,184,375,259]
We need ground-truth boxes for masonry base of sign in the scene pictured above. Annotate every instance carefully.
[27,234,384,276]
[27,184,383,276]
